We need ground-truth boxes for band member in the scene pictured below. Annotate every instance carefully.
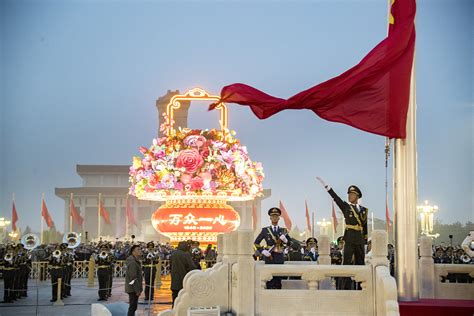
[95,244,113,301]
[106,243,115,298]
[254,207,292,289]
[49,245,65,302]
[2,244,17,303]
[143,241,159,301]
[63,244,75,297]
[317,177,368,289]
[303,237,319,262]
[17,243,31,298]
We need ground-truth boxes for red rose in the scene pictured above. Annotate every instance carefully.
[200,147,210,158]
[190,176,204,190]
[176,149,204,174]
[148,173,160,187]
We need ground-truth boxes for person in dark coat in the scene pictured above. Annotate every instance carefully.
[125,245,143,316]
[170,241,197,307]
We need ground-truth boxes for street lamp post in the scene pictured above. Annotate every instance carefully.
[417,200,439,238]
[317,218,331,236]
[8,230,19,241]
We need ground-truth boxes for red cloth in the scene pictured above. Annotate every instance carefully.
[70,196,84,226]
[99,199,111,225]
[12,201,18,231]
[210,0,416,139]
[332,201,338,233]
[41,199,55,229]
[279,200,292,230]
[305,200,311,231]
[126,195,137,226]
[385,192,392,232]
[399,299,474,316]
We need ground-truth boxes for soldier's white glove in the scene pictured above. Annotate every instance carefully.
[279,235,288,243]
[316,176,330,189]
[261,250,271,257]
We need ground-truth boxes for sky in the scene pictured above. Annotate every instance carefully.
[0,0,472,235]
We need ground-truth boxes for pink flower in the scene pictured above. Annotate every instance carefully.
[184,135,206,148]
[180,173,192,184]
[176,149,204,174]
[190,177,204,190]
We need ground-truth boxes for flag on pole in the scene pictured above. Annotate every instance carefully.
[126,195,137,227]
[99,197,111,225]
[331,201,338,233]
[252,202,258,230]
[209,0,416,139]
[70,195,84,226]
[279,200,292,230]
[12,201,18,231]
[386,193,392,232]
[41,198,55,228]
[305,200,311,231]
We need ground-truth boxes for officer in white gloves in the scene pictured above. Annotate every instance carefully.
[254,207,292,289]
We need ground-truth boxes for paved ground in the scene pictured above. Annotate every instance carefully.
[0,276,173,316]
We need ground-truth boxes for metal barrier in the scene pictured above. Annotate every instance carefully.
[29,259,216,279]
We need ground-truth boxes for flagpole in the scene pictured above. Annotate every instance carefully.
[371,212,374,234]
[125,195,129,238]
[311,212,314,237]
[69,192,74,232]
[12,193,15,232]
[98,193,101,239]
[41,194,45,244]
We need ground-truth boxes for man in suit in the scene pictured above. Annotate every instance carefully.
[254,207,292,289]
[125,245,143,316]
[170,241,197,307]
[317,177,368,289]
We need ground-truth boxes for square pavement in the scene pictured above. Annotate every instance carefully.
[0,277,173,316]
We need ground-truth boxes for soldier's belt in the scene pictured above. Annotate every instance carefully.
[345,224,362,231]
[50,266,62,269]
[97,265,110,268]
[3,267,14,271]
[143,264,155,267]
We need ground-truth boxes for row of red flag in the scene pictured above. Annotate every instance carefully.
[251,197,392,233]
[8,194,138,231]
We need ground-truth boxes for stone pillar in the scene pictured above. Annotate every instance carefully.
[232,230,255,316]
[371,230,389,267]
[318,235,332,289]
[419,236,435,298]
[217,234,224,263]
[237,202,252,231]
[156,90,190,137]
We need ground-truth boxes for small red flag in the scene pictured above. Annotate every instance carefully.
[331,201,338,233]
[41,199,55,229]
[279,200,292,230]
[252,202,257,230]
[99,198,111,225]
[126,195,137,226]
[386,193,392,232]
[305,200,311,231]
[12,201,18,231]
[70,195,84,226]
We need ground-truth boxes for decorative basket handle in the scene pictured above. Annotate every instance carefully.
[165,88,227,136]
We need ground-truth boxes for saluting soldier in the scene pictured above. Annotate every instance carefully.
[2,244,17,303]
[95,244,112,301]
[254,207,292,289]
[143,241,159,301]
[303,237,319,262]
[49,244,65,302]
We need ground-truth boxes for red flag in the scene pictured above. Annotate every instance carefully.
[99,198,111,225]
[386,193,392,232]
[70,195,84,226]
[279,200,292,230]
[252,202,257,230]
[41,199,55,229]
[12,201,18,231]
[305,200,311,231]
[210,0,416,139]
[331,201,338,233]
[126,195,137,226]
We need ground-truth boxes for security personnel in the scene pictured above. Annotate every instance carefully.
[49,245,64,302]
[254,207,292,289]
[317,177,368,290]
[95,245,112,301]
[143,241,159,301]
[191,241,203,270]
[303,237,319,262]
[2,244,17,303]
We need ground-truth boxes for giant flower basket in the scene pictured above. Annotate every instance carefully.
[129,88,264,243]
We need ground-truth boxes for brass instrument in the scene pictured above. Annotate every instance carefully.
[99,250,108,259]
[4,252,14,263]
[146,251,155,260]
[52,249,62,260]
[63,232,81,249]
[461,254,471,263]
[21,233,40,250]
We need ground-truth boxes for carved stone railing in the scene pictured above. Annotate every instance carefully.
[375,265,399,316]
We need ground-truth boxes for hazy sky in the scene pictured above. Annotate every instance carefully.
[1,0,472,234]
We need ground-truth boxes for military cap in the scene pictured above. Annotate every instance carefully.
[147,241,155,248]
[60,243,68,249]
[347,185,362,198]
[337,236,344,244]
[306,237,318,245]
[268,207,282,216]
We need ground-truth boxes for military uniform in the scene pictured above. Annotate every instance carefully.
[63,246,75,297]
[2,245,17,303]
[254,207,292,289]
[17,245,30,298]
[49,246,65,302]
[143,242,159,301]
[95,246,113,301]
[303,237,319,262]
